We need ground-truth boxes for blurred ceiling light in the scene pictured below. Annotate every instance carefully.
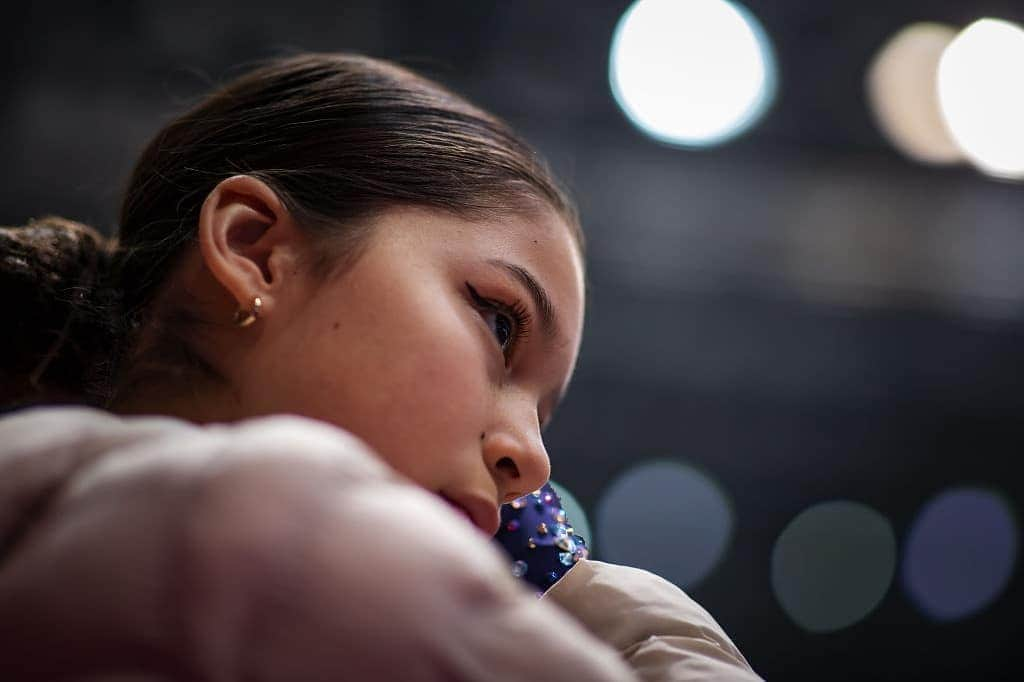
[609,0,776,148]
[902,487,1018,622]
[596,459,734,589]
[866,23,963,165]
[938,18,1024,179]
[772,500,896,633]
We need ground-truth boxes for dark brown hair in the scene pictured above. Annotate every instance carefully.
[0,52,581,412]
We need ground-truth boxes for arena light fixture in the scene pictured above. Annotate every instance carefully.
[609,0,776,148]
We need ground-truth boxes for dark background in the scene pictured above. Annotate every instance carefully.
[3,2,1022,679]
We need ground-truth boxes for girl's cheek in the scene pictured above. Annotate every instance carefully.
[429,345,487,403]
[422,335,491,416]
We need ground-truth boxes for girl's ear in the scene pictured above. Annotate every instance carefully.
[196,175,307,320]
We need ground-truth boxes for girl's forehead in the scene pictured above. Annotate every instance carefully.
[380,203,587,343]
[379,205,584,293]
[467,209,584,306]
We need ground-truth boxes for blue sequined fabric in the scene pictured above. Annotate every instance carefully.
[493,482,589,597]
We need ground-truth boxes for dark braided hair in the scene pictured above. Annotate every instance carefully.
[1,52,582,413]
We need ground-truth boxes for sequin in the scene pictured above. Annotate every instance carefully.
[495,481,581,595]
[574,547,589,560]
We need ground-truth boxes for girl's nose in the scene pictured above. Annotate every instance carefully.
[482,427,551,503]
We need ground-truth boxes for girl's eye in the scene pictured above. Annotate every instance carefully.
[466,282,532,364]
[485,310,514,349]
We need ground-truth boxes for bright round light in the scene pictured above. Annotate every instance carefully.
[596,460,734,588]
[866,23,963,165]
[938,18,1024,179]
[609,0,776,147]
[902,487,1018,622]
[772,501,896,633]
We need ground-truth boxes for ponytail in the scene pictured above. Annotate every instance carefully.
[1,217,125,410]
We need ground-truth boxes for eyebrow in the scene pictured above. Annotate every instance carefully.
[486,258,559,344]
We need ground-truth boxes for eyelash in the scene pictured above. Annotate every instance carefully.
[465,282,532,365]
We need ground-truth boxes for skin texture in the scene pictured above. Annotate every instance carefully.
[110,175,586,535]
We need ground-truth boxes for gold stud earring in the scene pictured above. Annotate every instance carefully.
[232,295,262,327]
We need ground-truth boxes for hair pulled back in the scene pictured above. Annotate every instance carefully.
[1,52,580,412]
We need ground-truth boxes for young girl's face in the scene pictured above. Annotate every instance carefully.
[239,203,585,537]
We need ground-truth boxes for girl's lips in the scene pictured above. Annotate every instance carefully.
[445,498,472,521]
[439,492,501,536]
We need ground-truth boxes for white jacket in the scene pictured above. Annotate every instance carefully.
[0,405,761,681]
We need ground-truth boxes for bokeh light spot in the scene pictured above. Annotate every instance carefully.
[596,459,734,588]
[938,18,1024,179]
[866,22,962,165]
[609,0,776,147]
[772,500,896,633]
[902,487,1018,622]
